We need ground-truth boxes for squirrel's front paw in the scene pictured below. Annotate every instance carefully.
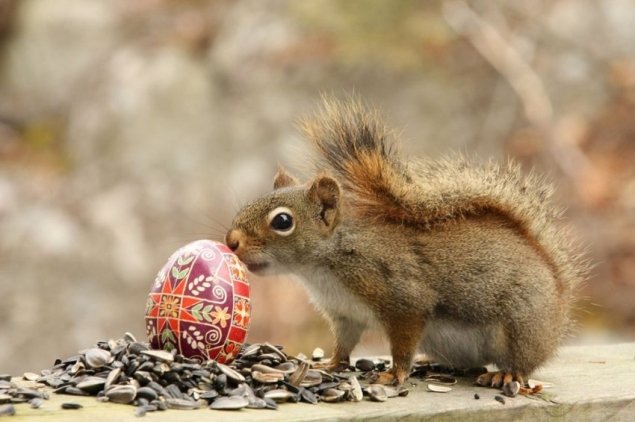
[369,368,408,386]
[369,372,396,385]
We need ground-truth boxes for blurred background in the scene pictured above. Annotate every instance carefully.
[1,0,634,375]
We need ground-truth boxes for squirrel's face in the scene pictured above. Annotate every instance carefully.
[225,167,341,276]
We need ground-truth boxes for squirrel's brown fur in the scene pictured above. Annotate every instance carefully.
[300,97,586,343]
[226,96,588,388]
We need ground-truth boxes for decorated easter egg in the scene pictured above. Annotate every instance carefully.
[145,240,250,364]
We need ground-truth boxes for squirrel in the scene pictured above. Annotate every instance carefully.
[225,96,587,388]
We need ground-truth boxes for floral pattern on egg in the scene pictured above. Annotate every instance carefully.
[145,240,250,364]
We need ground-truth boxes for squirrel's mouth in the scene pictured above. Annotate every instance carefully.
[246,262,269,273]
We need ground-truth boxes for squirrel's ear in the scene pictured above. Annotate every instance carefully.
[273,165,300,189]
[308,174,341,228]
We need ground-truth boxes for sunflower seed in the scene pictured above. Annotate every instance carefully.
[299,388,318,405]
[103,367,121,391]
[246,397,267,409]
[210,395,249,410]
[146,381,167,397]
[216,363,245,383]
[136,387,158,401]
[68,362,85,375]
[261,343,287,362]
[0,381,15,389]
[63,387,90,396]
[124,332,137,343]
[164,384,183,399]
[424,374,457,385]
[15,388,42,399]
[311,348,325,361]
[85,348,113,369]
[355,358,376,372]
[274,362,298,373]
[264,389,295,403]
[502,381,521,398]
[322,388,345,403]
[151,400,167,411]
[29,398,44,409]
[252,371,284,384]
[300,370,322,388]
[106,385,137,404]
[250,364,285,374]
[368,385,388,402]
[317,381,339,391]
[240,344,261,359]
[383,386,400,398]
[427,384,452,393]
[140,350,173,363]
[61,402,83,410]
[263,397,279,410]
[76,377,106,394]
[141,404,157,412]
[22,372,39,381]
[348,375,363,402]
[164,398,200,410]
[152,362,170,376]
[200,390,219,401]
[0,404,15,416]
[396,385,409,397]
[289,362,309,386]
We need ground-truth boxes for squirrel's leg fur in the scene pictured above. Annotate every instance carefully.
[371,318,425,385]
[314,315,366,372]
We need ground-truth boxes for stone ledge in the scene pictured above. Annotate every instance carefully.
[6,342,635,421]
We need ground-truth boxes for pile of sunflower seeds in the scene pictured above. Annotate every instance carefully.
[5,333,408,416]
[0,373,48,417]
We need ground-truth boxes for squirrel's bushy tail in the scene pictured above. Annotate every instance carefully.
[301,96,588,341]
[300,96,409,219]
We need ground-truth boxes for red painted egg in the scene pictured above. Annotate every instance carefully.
[145,240,251,364]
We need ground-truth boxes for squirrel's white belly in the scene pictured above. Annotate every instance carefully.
[291,268,380,329]
[420,319,505,369]
[293,267,506,369]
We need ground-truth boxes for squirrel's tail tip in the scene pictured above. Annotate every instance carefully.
[300,94,395,160]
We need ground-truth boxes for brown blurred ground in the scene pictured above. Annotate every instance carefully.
[1,0,634,375]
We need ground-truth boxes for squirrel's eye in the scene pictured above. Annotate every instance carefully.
[268,207,295,236]
[271,213,293,231]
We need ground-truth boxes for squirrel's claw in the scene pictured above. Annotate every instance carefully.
[369,371,397,385]
[369,369,407,386]
[475,371,525,389]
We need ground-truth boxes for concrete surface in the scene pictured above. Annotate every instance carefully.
[5,342,635,421]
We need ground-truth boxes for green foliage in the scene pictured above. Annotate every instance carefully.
[161,328,176,344]
[172,266,190,279]
[191,303,214,322]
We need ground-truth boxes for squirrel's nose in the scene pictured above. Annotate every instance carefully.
[225,230,241,252]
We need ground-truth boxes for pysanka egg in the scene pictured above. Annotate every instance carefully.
[145,240,251,364]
